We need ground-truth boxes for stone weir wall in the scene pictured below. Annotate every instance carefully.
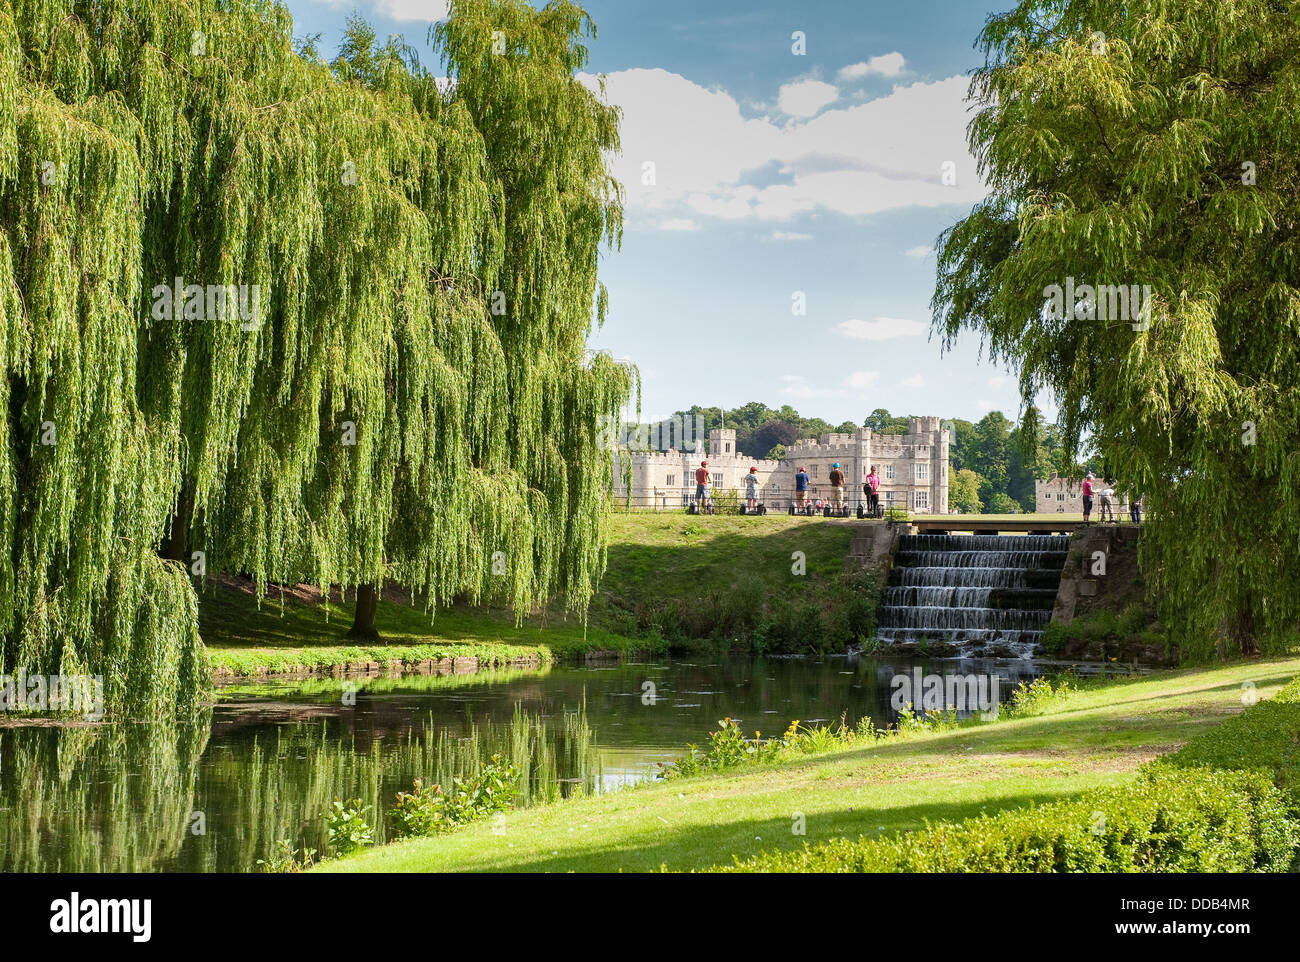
[848,521,904,582]
[1052,526,1142,625]
[1050,525,1169,663]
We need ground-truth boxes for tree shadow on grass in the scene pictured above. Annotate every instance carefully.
[437,786,1100,874]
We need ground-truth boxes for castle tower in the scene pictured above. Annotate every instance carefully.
[709,428,737,457]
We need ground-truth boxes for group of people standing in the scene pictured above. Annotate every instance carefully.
[1081,471,1142,524]
[693,460,764,513]
[693,460,884,517]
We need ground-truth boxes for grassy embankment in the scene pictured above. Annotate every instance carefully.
[319,655,1300,872]
[202,512,863,678]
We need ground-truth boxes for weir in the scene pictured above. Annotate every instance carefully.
[876,534,1069,657]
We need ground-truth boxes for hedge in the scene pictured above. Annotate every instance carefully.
[728,677,1300,873]
[1164,676,1300,810]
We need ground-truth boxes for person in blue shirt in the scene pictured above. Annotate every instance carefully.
[794,466,810,512]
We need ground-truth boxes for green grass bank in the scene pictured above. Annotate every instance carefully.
[201,511,872,678]
[318,655,1300,873]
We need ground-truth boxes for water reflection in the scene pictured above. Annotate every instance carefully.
[0,655,1051,872]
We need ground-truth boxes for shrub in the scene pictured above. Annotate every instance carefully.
[256,839,319,873]
[389,755,521,839]
[660,710,966,781]
[662,718,790,779]
[1003,675,1074,718]
[1041,621,1069,655]
[727,766,1298,873]
[324,798,374,856]
[1165,682,1300,811]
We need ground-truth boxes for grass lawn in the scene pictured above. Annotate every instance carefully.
[587,511,861,644]
[317,656,1300,873]
[199,581,653,678]
[202,511,863,677]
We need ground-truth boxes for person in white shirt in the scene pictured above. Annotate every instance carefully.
[1099,480,1116,523]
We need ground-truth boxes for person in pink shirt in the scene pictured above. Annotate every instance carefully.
[864,465,881,517]
[1081,472,1095,522]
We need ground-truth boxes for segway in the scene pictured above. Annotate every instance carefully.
[740,502,768,516]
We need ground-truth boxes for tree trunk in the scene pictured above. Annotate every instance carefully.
[164,485,193,563]
[347,582,380,640]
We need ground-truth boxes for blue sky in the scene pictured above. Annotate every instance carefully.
[286,1,1042,428]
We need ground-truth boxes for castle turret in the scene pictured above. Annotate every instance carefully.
[709,428,737,457]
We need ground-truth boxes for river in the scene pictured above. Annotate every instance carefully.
[0,655,1051,872]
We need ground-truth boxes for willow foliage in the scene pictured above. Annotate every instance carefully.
[0,0,631,714]
[934,0,1300,657]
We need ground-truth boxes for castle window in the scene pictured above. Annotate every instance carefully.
[666,474,676,487]
[810,465,818,477]
[725,442,731,452]
[913,491,929,511]
[712,473,723,486]
[884,465,895,480]
[915,463,929,481]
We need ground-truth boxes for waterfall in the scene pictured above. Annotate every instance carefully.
[877,534,1069,657]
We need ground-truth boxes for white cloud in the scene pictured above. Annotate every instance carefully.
[903,245,933,259]
[838,53,907,81]
[778,79,839,117]
[900,374,927,388]
[987,374,1012,388]
[770,231,813,241]
[976,399,996,411]
[659,218,699,231]
[834,316,929,341]
[337,1,450,21]
[782,371,879,400]
[580,69,986,222]
[844,370,881,390]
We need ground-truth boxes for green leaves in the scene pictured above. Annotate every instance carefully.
[0,0,630,713]
[933,0,1300,656]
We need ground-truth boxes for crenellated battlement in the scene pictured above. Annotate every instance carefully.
[612,414,949,512]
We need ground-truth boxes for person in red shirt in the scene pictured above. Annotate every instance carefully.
[695,461,710,511]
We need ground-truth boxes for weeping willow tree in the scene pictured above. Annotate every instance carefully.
[933,0,1300,658]
[0,0,631,712]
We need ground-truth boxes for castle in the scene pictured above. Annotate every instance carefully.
[1035,473,1132,514]
[613,417,950,513]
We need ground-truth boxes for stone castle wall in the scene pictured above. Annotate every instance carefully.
[613,416,949,512]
